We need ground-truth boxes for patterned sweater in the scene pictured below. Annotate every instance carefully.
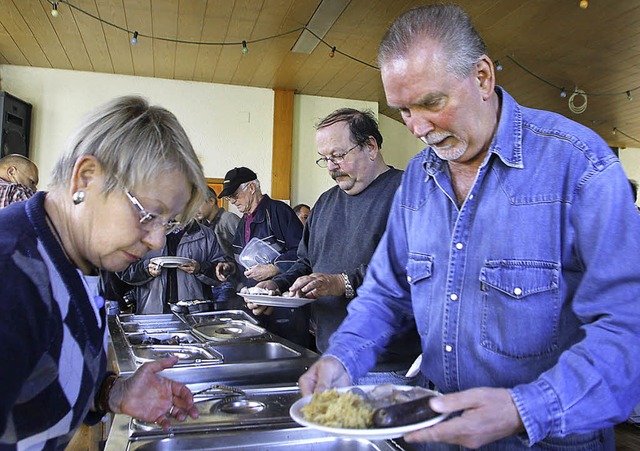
[0,192,108,449]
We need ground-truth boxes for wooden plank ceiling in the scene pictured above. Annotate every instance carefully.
[2,0,640,148]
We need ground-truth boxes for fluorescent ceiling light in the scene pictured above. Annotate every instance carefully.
[291,0,351,54]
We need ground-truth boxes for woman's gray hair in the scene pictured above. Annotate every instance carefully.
[378,3,488,80]
[50,95,207,222]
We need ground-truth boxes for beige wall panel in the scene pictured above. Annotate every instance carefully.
[174,0,207,81]
[151,0,178,79]
[71,0,113,74]
[0,0,50,67]
[95,0,133,75]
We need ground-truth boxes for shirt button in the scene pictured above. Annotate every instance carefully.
[513,287,523,296]
[455,242,463,250]
[469,194,474,200]
[450,293,458,301]
[407,276,412,283]
[445,345,453,352]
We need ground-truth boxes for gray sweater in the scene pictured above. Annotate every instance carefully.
[273,167,421,368]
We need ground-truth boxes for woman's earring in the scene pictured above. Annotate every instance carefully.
[72,190,86,205]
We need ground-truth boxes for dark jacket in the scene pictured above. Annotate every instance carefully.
[232,195,303,287]
[119,222,226,314]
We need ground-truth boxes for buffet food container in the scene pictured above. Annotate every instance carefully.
[105,384,412,451]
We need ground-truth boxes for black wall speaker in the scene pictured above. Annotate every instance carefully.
[0,91,32,159]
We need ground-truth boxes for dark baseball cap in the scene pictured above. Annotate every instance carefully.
[218,167,257,198]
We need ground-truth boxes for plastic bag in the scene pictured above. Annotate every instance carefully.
[238,237,280,269]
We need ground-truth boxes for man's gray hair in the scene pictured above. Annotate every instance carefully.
[378,3,488,80]
[50,95,207,222]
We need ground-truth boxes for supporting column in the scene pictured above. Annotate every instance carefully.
[271,89,294,201]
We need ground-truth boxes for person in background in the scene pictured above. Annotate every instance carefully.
[251,108,420,381]
[0,153,38,208]
[196,186,240,258]
[219,166,308,347]
[118,219,234,314]
[299,4,640,450]
[292,203,311,225]
[0,96,204,448]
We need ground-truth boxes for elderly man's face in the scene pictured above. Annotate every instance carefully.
[227,183,255,214]
[381,41,493,165]
[315,122,372,196]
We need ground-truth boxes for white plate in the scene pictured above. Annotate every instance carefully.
[289,385,448,440]
[150,256,196,268]
[237,293,315,308]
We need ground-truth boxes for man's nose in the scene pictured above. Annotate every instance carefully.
[326,159,340,170]
[406,112,436,139]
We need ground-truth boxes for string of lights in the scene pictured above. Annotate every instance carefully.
[48,0,638,144]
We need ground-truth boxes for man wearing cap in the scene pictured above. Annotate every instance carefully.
[218,167,309,347]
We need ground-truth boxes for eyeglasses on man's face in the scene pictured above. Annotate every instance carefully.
[225,184,249,202]
[315,143,360,168]
[125,190,181,234]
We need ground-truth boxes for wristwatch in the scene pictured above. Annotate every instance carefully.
[341,272,355,299]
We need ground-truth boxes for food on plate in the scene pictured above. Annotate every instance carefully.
[240,286,279,296]
[301,389,374,428]
[373,393,438,427]
[301,384,437,429]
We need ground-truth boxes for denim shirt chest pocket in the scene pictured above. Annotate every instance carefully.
[406,252,434,334]
[479,259,560,358]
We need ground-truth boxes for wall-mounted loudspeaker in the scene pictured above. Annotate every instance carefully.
[0,91,32,159]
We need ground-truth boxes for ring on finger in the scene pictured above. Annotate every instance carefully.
[168,404,175,416]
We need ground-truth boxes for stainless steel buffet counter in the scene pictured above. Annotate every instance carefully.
[105,310,414,450]
[108,310,318,385]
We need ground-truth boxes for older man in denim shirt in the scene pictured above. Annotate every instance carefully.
[299,4,640,450]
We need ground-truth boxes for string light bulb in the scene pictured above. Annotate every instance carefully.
[560,88,567,98]
[613,127,617,135]
[330,46,336,58]
[131,31,138,45]
[51,2,59,17]
[579,0,588,8]
[241,40,248,55]
[627,90,633,101]
[494,60,502,71]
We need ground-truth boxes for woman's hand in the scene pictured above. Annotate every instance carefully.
[215,262,236,281]
[108,356,199,430]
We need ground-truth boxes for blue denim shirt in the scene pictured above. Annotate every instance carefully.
[325,87,640,445]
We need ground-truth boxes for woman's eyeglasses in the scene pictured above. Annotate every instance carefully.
[125,191,181,234]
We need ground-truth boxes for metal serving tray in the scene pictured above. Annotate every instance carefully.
[130,344,223,366]
[191,320,267,342]
[126,331,202,346]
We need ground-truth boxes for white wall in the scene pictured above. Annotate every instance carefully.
[0,65,275,194]
[378,114,425,170]
[0,65,422,211]
[618,147,640,206]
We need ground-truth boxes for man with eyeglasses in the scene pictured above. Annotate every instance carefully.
[251,108,421,381]
[0,154,38,208]
[218,166,309,347]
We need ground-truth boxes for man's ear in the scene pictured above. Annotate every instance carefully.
[476,55,496,101]
[6,166,17,179]
[364,136,380,161]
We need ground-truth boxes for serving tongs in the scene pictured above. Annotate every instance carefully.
[192,383,246,404]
